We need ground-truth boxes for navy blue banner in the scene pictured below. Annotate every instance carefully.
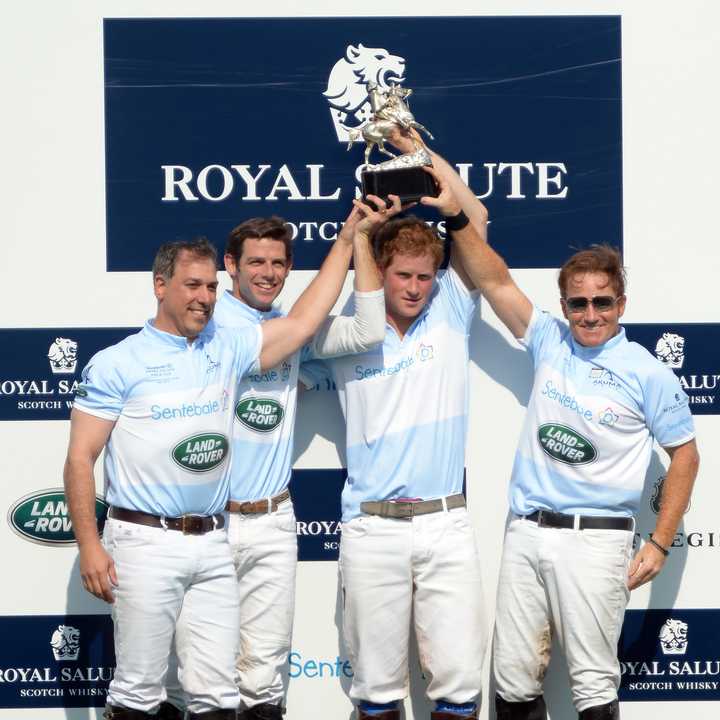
[626,323,720,414]
[290,469,345,561]
[619,609,720,701]
[0,614,114,708]
[0,329,137,421]
[104,16,622,271]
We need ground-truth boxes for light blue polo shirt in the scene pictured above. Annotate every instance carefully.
[213,290,327,501]
[73,319,261,517]
[510,308,695,517]
[326,267,479,522]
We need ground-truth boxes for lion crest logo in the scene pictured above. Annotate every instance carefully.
[48,337,78,375]
[324,44,406,142]
[50,624,80,661]
[655,333,685,369]
[658,618,688,655]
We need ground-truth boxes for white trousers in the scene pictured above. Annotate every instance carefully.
[339,507,486,704]
[230,499,297,709]
[103,517,240,714]
[493,516,634,713]
[165,500,297,711]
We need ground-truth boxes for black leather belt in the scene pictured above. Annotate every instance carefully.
[523,509,633,531]
[360,493,466,519]
[108,506,224,535]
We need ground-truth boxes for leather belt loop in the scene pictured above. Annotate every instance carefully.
[573,514,581,531]
[441,496,448,513]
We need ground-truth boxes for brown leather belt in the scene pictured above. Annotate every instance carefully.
[226,488,291,515]
[108,506,224,535]
[360,493,466,519]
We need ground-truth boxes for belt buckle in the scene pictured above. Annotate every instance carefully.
[181,515,202,535]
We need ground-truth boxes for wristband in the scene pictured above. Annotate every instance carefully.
[648,534,670,557]
[444,210,470,232]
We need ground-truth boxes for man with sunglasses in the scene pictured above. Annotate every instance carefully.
[399,138,699,720]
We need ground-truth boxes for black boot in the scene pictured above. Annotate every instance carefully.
[495,694,547,720]
[187,709,235,720]
[103,705,153,720]
[240,704,285,720]
[579,700,619,720]
[156,702,184,720]
[356,709,400,720]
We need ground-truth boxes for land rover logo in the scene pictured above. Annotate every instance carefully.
[235,397,284,433]
[172,433,229,472]
[537,423,597,465]
[8,489,108,546]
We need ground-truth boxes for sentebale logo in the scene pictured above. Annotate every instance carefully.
[235,397,285,433]
[172,433,229,472]
[8,489,108,546]
[537,423,597,465]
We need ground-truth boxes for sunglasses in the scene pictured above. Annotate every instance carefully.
[564,295,622,313]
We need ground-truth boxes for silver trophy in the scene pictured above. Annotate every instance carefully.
[347,82,438,203]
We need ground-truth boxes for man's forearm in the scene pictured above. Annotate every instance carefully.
[287,238,354,340]
[64,457,102,547]
[352,231,382,292]
[652,441,700,548]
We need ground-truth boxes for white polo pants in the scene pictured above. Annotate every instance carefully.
[339,507,487,704]
[165,499,297,711]
[493,516,634,713]
[229,499,298,709]
[103,517,240,714]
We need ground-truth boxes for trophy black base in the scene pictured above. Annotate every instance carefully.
[361,166,438,205]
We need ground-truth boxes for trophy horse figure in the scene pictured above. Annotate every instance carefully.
[347,82,434,167]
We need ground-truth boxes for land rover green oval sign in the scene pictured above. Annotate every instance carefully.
[8,489,108,546]
[172,433,229,472]
[235,397,284,433]
[537,423,597,465]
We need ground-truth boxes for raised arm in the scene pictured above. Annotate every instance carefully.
[390,130,533,339]
[627,439,699,590]
[311,198,393,358]
[64,408,118,603]
[260,197,400,367]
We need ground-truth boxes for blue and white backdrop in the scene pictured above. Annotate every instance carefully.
[1,3,718,719]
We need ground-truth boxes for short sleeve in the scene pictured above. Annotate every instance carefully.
[436,266,479,332]
[521,307,566,368]
[642,366,696,447]
[232,325,263,378]
[73,350,127,421]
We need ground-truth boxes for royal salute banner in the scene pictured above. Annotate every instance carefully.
[626,324,720,415]
[619,610,720,701]
[104,16,623,271]
[0,615,114,708]
[0,329,136,421]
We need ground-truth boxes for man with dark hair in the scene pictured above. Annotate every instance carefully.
[421,146,700,720]
[162,204,395,720]
[321,187,488,719]
[63,210,392,720]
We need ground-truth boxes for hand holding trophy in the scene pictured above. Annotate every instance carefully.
[347,81,439,204]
